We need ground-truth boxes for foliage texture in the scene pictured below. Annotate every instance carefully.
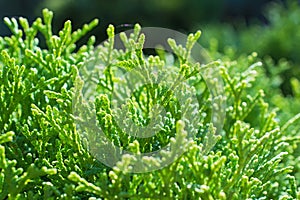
[0,9,299,199]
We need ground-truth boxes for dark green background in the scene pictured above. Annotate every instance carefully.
[0,0,277,40]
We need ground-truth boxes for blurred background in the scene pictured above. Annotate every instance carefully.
[0,0,282,38]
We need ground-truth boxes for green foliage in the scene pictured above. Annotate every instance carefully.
[0,9,299,199]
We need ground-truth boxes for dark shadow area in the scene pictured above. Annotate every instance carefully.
[0,0,277,42]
